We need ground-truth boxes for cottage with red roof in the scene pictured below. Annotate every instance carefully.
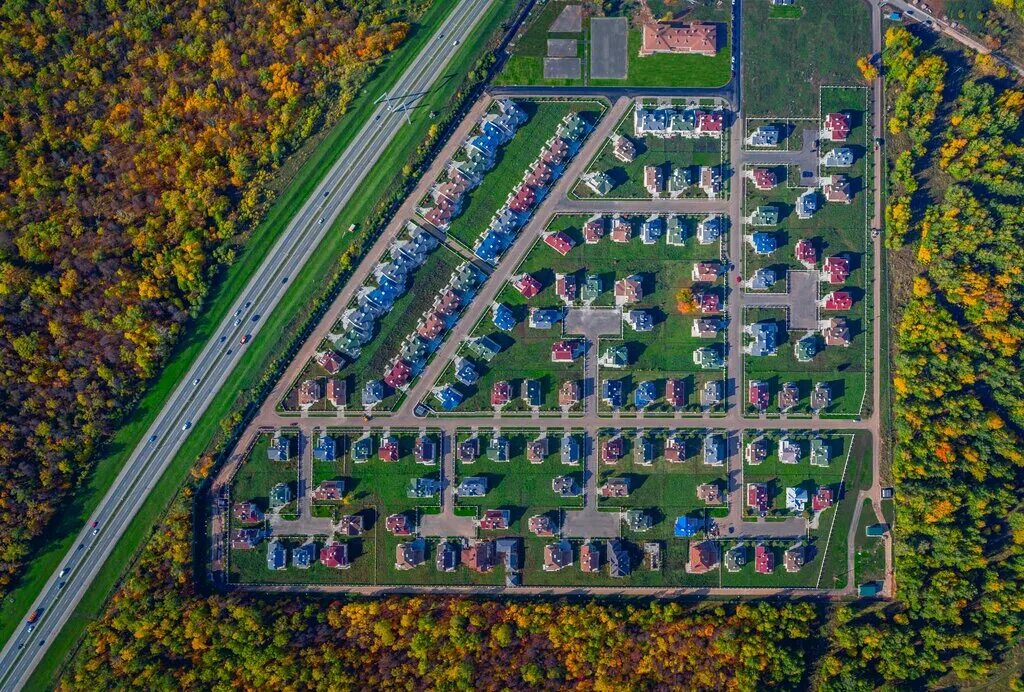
[610,218,633,243]
[812,486,834,512]
[233,502,263,524]
[491,380,511,406]
[544,231,574,256]
[644,165,665,196]
[509,184,536,213]
[823,291,853,311]
[435,289,461,317]
[749,379,769,410]
[692,261,720,283]
[478,509,510,531]
[580,541,600,573]
[747,482,770,513]
[755,543,774,574]
[823,174,852,203]
[555,273,576,302]
[583,216,605,243]
[687,540,719,574]
[612,134,637,162]
[602,435,624,463]
[666,378,685,407]
[463,540,496,573]
[379,436,400,462]
[698,291,721,314]
[750,167,777,191]
[316,350,343,375]
[551,339,583,363]
[320,543,350,569]
[822,112,851,141]
[383,359,413,389]
[696,110,725,136]
[822,255,850,284]
[513,273,542,298]
[614,276,643,305]
[385,513,413,535]
[417,312,446,341]
[795,238,817,267]
[822,317,851,347]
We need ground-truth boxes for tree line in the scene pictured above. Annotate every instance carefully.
[820,28,1024,689]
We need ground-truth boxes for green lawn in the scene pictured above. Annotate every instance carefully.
[445,100,605,249]
[454,429,584,532]
[19,1,517,684]
[284,244,464,413]
[853,498,886,586]
[230,434,298,513]
[596,431,727,541]
[572,101,729,200]
[741,88,870,418]
[742,0,870,117]
[742,430,854,517]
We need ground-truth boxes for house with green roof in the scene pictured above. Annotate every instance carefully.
[749,205,780,227]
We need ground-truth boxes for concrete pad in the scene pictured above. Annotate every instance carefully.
[590,17,628,80]
[419,512,476,538]
[547,38,578,58]
[787,270,819,330]
[544,57,581,80]
[563,307,622,336]
[561,508,621,538]
[549,4,582,33]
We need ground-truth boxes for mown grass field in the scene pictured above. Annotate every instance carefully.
[742,0,870,117]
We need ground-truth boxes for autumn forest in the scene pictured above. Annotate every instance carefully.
[0,0,418,591]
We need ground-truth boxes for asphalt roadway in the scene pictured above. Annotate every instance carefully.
[0,0,493,687]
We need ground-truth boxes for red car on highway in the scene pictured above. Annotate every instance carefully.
[240,334,251,345]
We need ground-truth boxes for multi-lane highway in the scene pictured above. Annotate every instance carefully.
[0,0,492,687]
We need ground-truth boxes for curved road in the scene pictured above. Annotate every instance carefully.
[0,0,492,688]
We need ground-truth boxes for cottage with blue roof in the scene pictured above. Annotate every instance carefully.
[797,189,819,219]
[433,385,463,411]
[293,541,316,569]
[352,434,374,462]
[674,515,704,538]
[313,435,336,462]
[453,357,479,386]
[634,381,657,409]
[749,232,777,255]
[641,216,663,245]
[745,321,779,357]
[361,379,384,407]
[529,308,562,330]
[267,435,290,461]
[267,540,287,570]
[492,303,517,331]
[748,268,777,290]
[602,379,625,407]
